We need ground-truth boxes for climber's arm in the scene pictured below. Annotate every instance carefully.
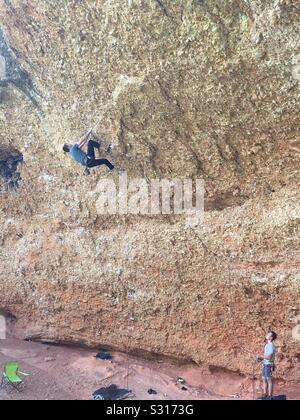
[77,129,93,149]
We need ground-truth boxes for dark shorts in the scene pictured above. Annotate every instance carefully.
[262,365,273,378]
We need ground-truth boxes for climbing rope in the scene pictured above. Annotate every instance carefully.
[193,235,263,399]
[252,360,258,401]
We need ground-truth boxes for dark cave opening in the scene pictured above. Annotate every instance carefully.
[0,145,23,190]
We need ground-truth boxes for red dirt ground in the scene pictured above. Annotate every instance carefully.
[0,338,299,400]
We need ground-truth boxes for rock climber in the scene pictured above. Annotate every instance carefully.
[257,331,277,399]
[63,129,114,175]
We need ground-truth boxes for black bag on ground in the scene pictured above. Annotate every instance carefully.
[92,384,131,401]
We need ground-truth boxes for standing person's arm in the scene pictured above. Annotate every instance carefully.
[77,129,93,149]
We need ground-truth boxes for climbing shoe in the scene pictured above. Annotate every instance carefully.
[84,167,91,176]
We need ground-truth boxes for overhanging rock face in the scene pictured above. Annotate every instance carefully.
[0,0,299,381]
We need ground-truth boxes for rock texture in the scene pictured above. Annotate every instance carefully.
[0,0,299,381]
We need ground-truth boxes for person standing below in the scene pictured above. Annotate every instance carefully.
[257,331,277,399]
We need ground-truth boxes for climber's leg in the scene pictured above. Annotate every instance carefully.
[87,158,114,171]
[87,140,101,160]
